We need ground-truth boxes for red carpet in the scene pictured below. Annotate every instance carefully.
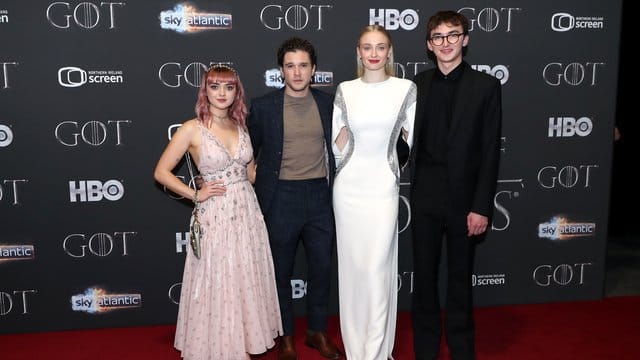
[2,296,638,360]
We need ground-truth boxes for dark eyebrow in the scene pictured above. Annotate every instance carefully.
[432,31,463,36]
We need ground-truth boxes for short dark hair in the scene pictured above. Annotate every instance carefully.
[425,10,470,43]
[277,37,317,67]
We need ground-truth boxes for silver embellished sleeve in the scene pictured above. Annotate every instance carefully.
[387,83,417,182]
[333,87,354,175]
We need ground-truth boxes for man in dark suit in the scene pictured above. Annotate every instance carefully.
[248,37,341,360]
[409,11,502,360]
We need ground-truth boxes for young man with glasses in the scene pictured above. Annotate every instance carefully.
[409,10,502,360]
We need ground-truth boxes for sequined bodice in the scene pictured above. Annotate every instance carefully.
[197,123,252,186]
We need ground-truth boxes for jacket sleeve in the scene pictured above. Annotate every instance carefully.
[247,100,263,160]
[472,78,502,218]
[399,83,417,170]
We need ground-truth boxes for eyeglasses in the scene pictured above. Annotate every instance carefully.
[428,33,465,46]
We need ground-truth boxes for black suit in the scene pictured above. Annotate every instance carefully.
[410,62,502,360]
[248,87,336,336]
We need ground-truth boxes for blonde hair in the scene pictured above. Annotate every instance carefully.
[356,25,395,77]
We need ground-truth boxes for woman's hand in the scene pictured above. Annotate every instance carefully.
[197,180,227,201]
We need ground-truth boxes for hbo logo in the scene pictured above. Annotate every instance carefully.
[548,117,593,137]
[471,65,509,85]
[69,180,124,202]
[370,9,419,30]
[291,279,307,299]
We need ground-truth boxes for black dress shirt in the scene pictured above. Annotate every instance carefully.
[414,62,465,213]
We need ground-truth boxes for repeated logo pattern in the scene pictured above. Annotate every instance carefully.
[0,1,620,332]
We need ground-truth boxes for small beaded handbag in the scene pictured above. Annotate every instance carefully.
[185,152,202,259]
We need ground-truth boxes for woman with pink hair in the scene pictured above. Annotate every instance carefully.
[154,65,282,360]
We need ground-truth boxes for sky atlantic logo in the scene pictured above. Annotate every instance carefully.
[369,8,419,30]
[264,68,333,88]
[58,66,124,88]
[548,116,593,137]
[0,9,9,23]
[538,216,596,240]
[71,287,142,313]
[264,68,282,87]
[551,13,604,32]
[260,4,332,31]
[160,4,231,33]
[0,244,35,262]
[69,180,124,202]
[471,64,509,85]
[46,2,125,29]
[0,124,13,147]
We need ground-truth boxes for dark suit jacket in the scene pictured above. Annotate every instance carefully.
[410,62,502,218]
[247,88,336,215]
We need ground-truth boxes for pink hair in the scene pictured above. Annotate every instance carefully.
[194,65,248,128]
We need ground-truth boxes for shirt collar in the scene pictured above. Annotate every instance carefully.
[435,61,466,81]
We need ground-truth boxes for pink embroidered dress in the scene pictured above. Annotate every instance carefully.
[174,123,282,360]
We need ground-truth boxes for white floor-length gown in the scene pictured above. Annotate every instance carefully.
[332,77,416,360]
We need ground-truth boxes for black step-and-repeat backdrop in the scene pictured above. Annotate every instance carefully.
[1,1,621,333]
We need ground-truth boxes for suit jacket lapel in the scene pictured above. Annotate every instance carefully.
[449,63,473,142]
[273,89,285,147]
[412,71,434,159]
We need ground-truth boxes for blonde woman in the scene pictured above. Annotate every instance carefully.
[332,25,416,360]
